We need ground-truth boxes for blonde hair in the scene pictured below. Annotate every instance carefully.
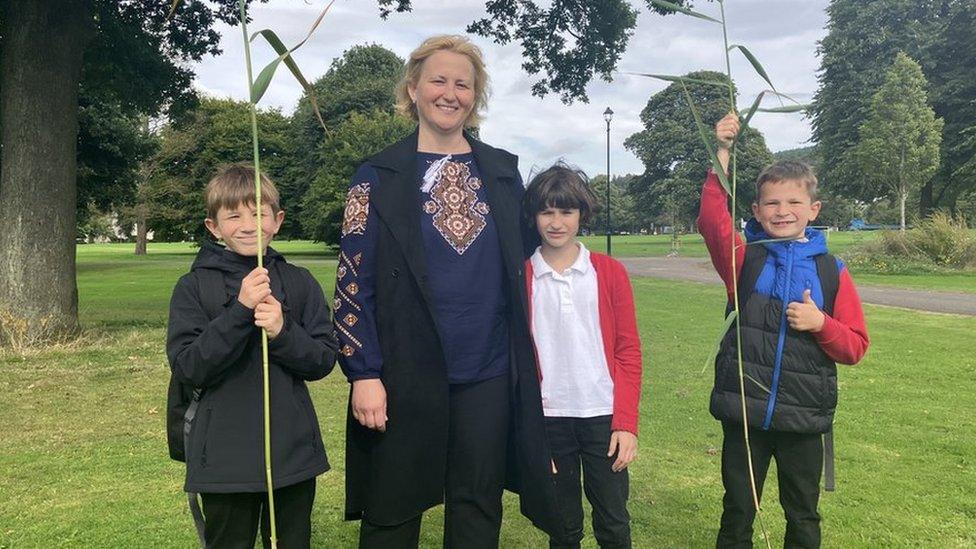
[204,163,281,220]
[396,35,490,128]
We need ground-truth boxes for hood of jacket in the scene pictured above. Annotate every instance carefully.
[744,218,828,262]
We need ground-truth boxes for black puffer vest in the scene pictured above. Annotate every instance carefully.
[710,245,839,434]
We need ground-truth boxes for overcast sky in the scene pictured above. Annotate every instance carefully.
[191,0,829,180]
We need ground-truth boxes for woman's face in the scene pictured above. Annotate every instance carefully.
[408,50,476,137]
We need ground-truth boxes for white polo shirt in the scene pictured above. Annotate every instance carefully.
[530,243,614,418]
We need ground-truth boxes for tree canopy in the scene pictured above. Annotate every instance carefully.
[844,52,943,230]
[376,0,706,103]
[625,71,773,230]
[810,0,972,216]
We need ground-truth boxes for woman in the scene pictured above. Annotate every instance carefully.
[332,35,558,548]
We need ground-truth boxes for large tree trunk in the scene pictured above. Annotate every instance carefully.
[0,0,93,346]
[134,207,148,255]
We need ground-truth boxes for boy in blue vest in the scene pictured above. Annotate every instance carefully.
[166,164,338,548]
[699,114,870,548]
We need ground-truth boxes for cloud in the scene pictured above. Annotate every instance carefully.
[189,0,829,180]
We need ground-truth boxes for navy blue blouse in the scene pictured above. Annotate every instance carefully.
[334,152,509,385]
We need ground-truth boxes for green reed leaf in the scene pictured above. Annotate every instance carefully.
[249,0,334,132]
[745,374,770,394]
[755,103,811,114]
[728,44,775,92]
[680,82,731,194]
[630,72,729,89]
[650,0,722,24]
[702,309,738,374]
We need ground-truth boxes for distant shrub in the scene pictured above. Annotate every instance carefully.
[843,213,976,273]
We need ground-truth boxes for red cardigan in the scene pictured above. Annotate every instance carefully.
[525,251,644,435]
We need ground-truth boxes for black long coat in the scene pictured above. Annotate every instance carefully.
[343,130,559,535]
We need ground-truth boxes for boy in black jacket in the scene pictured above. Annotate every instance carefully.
[167,164,339,548]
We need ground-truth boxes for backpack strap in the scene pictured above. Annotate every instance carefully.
[815,253,840,316]
[814,252,840,492]
[185,268,226,546]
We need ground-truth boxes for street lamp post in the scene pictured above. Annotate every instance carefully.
[603,107,613,256]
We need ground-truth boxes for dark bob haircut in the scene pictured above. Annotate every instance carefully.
[522,162,600,224]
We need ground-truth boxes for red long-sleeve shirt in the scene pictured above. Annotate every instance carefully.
[697,171,870,365]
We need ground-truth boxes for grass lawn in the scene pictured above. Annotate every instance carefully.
[1,246,974,547]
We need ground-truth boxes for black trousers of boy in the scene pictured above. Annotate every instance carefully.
[717,421,823,549]
[546,415,631,549]
[359,373,509,549]
[199,477,316,549]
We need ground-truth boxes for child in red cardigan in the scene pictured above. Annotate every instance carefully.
[522,163,643,549]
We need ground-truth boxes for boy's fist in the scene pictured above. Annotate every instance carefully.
[254,295,284,338]
[786,289,826,332]
[715,112,740,150]
[238,267,271,309]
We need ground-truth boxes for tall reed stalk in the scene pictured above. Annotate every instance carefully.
[643,2,810,547]
[236,1,332,545]
[167,0,332,544]
[236,1,279,545]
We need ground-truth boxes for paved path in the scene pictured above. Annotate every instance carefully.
[620,256,976,316]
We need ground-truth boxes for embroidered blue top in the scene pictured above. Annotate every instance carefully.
[334,152,509,385]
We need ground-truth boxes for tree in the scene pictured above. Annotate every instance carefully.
[845,53,943,230]
[284,44,404,238]
[377,0,706,103]
[589,174,638,235]
[76,93,158,230]
[300,109,414,244]
[625,71,773,231]
[0,0,257,344]
[146,98,292,242]
[809,0,959,206]
[925,3,976,216]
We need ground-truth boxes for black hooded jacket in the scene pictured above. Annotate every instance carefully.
[166,242,338,493]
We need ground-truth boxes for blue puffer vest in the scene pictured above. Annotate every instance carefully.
[710,220,840,434]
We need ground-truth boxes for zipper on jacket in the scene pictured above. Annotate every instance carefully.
[762,242,794,430]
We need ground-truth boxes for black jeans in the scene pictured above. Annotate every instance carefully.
[199,477,316,549]
[717,421,823,549]
[545,415,631,549]
[359,373,509,549]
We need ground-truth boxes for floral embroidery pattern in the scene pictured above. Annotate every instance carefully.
[423,160,490,255]
[341,183,370,237]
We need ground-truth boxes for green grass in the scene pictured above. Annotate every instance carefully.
[1,247,974,547]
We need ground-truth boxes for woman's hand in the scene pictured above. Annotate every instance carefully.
[351,378,388,432]
[608,430,638,472]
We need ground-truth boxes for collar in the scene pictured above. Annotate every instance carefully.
[370,128,519,182]
[530,242,590,278]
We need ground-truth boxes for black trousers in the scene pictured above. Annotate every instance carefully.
[359,373,509,549]
[717,421,823,549]
[546,415,631,549]
[199,477,316,549]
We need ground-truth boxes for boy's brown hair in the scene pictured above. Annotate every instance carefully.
[755,160,819,201]
[522,163,600,224]
[204,163,281,220]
